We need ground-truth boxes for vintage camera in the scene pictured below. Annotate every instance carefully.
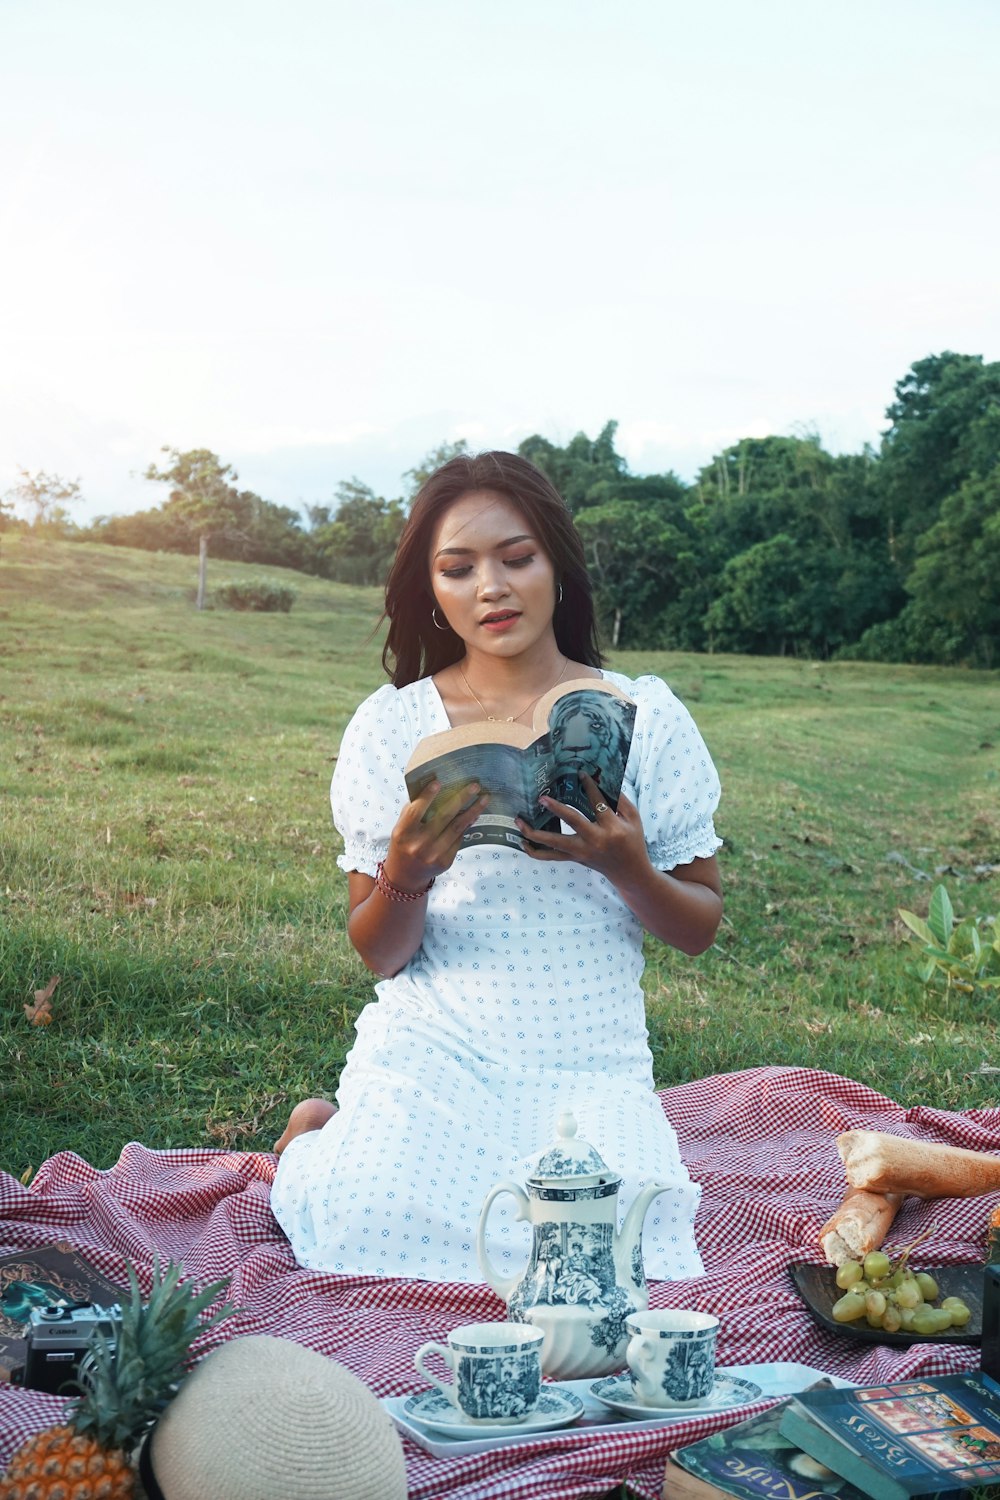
[20,1302,122,1395]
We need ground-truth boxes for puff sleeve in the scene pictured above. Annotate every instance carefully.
[624,674,722,871]
[330,685,416,877]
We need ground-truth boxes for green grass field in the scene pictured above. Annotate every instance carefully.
[2,533,999,1181]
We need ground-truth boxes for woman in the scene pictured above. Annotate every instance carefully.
[271,451,723,1284]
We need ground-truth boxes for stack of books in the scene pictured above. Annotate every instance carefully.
[664,1375,1000,1500]
[664,1380,865,1500]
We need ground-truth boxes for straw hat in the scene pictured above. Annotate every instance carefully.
[139,1335,407,1500]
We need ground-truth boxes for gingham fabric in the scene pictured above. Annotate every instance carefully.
[2,1066,998,1500]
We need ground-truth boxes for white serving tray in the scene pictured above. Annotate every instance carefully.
[383,1360,853,1459]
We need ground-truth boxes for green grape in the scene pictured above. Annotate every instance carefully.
[895,1277,922,1309]
[940,1297,971,1327]
[832,1291,867,1323]
[882,1302,903,1334]
[836,1259,864,1290]
[863,1251,892,1283]
[910,1306,939,1336]
[826,1253,962,1340]
[865,1289,887,1319]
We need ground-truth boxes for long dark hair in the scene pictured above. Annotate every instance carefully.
[381,451,603,687]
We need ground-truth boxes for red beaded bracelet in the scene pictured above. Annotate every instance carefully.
[375,860,435,903]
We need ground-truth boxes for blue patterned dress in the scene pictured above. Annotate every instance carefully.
[270,672,721,1283]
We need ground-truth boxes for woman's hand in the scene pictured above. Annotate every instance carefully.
[517,773,649,885]
[381,778,490,893]
[518,773,723,956]
[348,778,489,978]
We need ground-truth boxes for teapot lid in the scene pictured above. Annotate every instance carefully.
[527,1110,615,1186]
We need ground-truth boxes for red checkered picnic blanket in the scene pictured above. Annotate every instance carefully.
[2,1066,998,1500]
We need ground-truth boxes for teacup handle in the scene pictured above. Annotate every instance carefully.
[626,1332,655,1391]
[414,1341,459,1407]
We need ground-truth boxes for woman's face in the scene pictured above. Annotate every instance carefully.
[429,489,558,661]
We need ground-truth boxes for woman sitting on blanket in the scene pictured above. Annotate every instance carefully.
[270,451,724,1285]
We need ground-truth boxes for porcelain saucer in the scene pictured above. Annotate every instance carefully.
[589,1373,763,1421]
[402,1385,584,1439]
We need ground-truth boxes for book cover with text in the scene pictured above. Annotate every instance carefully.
[0,1243,127,1382]
[667,1384,870,1500]
[778,1375,1000,1500]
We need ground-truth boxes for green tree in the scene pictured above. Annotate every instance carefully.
[144,448,251,609]
[4,468,82,531]
[313,480,405,586]
[519,421,627,515]
[302,503,334,531]
[239,495,308,571]
[877,351,1000,575]
[574,497,692,649]
[704,533,807,655]
[403,440,470,502]
[688,436,901,656]
[905,469,1000,667]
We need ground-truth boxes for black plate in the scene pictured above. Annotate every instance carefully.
[790,1260,983,1346]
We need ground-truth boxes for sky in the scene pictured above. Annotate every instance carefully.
[1,0,998,523]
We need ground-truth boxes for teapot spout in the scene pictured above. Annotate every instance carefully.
[614,1179,671,1292]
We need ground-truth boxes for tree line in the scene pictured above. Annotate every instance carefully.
[3,351,998,667]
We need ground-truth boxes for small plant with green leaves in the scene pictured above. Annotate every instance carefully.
[214,577,296,612]
[898,884,1000,997]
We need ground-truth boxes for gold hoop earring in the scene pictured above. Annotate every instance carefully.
[432,606,449,631]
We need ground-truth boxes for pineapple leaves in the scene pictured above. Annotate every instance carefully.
[69,1256,234,1452]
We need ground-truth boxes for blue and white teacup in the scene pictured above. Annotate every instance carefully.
[414,1321,544,1422]
[625,1309,719,1407]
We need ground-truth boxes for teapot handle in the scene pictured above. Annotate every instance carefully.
[477,1180,530,1303]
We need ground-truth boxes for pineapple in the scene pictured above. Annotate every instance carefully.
[1,1259,232,1500]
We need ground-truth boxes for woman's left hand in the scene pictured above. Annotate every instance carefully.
[516,773,650,883]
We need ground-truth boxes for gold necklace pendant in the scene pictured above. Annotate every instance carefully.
[460,657,570,724]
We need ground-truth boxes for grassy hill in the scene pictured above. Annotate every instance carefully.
[1,534,998,1176]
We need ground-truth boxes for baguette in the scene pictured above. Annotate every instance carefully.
[819,1187,903,1266]
[838,1129,1000,1199]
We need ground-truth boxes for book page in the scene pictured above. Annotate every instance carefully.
[404,741,558,851]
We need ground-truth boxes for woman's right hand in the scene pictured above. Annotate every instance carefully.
[348,781,489,976]
[382,779,490,891]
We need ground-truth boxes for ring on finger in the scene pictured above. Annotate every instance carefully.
[594,801,610,815]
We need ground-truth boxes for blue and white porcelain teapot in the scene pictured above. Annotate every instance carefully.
[476,1110,671,1379]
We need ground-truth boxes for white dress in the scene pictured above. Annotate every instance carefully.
[270,671,722,1284]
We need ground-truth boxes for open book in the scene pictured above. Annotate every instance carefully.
[404,677,636,853]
